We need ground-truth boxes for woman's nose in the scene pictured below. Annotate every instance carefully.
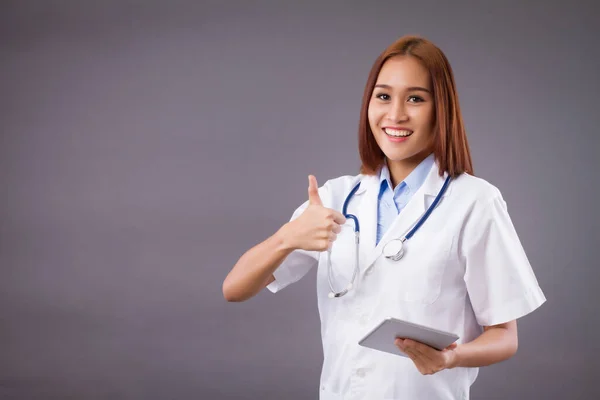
[386,100,408,122]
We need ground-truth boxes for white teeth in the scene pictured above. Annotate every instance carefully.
[384,128,412,137]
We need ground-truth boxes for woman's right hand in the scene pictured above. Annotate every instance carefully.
[281,175,346,252]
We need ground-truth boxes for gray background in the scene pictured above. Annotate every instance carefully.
[1,0,598,399]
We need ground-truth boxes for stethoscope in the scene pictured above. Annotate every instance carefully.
[327,175,452,298]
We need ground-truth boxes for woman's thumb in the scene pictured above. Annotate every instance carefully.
[308,175,323,206]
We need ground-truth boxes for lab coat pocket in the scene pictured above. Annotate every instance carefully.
[385,228,453,305]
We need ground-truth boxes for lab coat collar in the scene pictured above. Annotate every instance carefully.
[357,160,452,271]
[379,153,436,194]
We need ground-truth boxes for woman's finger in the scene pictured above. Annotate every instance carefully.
[332,211,346,225]
[402,347,419,361]
[405,340,435,364]
[407,347,434,366]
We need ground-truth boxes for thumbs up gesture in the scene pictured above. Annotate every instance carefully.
[283,175,346,252]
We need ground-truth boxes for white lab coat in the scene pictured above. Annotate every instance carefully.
[267,160,546,400]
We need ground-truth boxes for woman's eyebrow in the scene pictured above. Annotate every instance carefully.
[374,84,431,93]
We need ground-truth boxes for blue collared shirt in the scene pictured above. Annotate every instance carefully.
[376,154,435,245]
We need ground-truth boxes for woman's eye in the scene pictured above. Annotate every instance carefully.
[408,95,424,103]
[376,93,390,101]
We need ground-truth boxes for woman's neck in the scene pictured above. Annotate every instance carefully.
[386,151,432,189]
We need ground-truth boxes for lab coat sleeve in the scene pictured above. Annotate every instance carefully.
[266,184,329,293]
[462,192,546,327]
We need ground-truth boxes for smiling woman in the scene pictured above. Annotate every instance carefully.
[368,56,437,188]
[223,35,545,400]
[358,36,473,183]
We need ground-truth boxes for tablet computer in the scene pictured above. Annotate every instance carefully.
[358,316,459,358]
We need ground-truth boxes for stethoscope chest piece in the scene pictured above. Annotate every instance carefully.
[382,238,405,261]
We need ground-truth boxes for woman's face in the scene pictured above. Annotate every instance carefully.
[368,55,435,166]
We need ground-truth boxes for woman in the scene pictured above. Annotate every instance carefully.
[222,35,545,399]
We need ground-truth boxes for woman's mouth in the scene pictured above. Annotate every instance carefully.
[383,128,413,142]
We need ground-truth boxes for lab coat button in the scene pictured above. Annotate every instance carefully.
[356,368,366,378]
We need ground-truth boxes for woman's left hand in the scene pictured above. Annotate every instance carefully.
[395,338,458,375]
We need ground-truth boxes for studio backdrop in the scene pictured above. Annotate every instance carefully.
[1,0,598,399]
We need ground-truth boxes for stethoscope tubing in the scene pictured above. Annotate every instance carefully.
[327,175,451,298]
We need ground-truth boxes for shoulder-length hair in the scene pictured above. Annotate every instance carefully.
[358,35,473,177]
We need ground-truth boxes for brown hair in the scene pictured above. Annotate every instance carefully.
[358,35,473,177]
